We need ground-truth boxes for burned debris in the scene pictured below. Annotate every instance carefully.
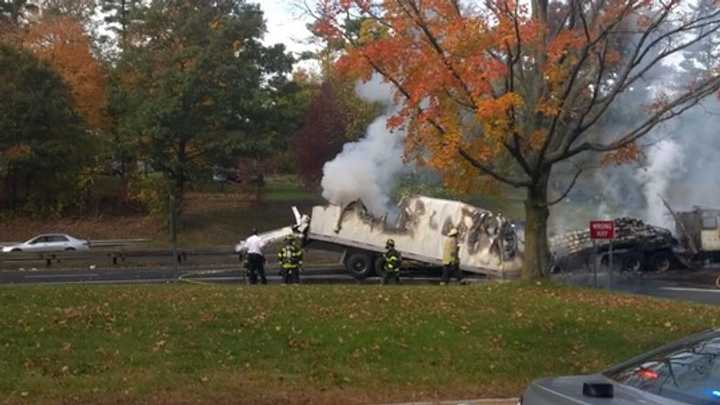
[550,217,677,273]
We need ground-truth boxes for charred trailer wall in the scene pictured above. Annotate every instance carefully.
[676,211,703,253]
[306,196,523,278]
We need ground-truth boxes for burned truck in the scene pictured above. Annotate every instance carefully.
[236,196,523,279]
[672,207,720,264]
[550,217,678,273]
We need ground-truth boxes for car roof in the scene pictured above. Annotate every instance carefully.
[32,233,74,238]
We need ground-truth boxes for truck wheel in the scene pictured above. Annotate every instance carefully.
[622,255,642,273]
[345,252,374,280]
[651,252,671,273]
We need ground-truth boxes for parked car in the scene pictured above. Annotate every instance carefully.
[520,329,720,404]
[1,234,90,253]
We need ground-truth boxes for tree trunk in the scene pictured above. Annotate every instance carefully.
[523,170,551,279]
[176,140,187,217]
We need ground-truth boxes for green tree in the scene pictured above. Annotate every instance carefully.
[116,0,293,238]
[0,44,91,211]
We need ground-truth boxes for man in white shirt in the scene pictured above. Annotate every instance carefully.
[245,228,267,284]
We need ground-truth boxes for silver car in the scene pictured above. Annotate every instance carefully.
[1,234,90,253]
[521,329,720,404]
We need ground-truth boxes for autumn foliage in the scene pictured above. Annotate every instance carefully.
[313,0,720,278]
[294,82,348,188]
[22,16,108,131]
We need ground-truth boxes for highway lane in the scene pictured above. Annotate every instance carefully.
[554,268,720,305]
[0,266,465,286]
[7,265,720,306]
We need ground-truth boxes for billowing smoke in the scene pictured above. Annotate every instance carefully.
[550,2,720,235]
[320,74,410,216]
[552,82,720,235]
[635,140,687,228]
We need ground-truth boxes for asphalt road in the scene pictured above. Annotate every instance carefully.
[6,264,720,307]
[0,266,467,286]
[555,268,720,306]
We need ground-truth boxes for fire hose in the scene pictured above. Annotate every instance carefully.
[177,268,245,285]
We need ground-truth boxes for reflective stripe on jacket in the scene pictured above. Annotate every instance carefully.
[278,245,303,270]
[384,248,401,272]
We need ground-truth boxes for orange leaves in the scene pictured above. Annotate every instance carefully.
[22,16,108,131]
[601,143,643,166]
[528,129,548,152]
[546,30,584,66]
[2,145,31,160]
[315,0,677,195]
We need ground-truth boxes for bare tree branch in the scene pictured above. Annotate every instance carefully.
[544,167,583,207]
[563,76,720,158]
[458,148,531,188]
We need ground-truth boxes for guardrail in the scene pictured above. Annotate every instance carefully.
[0,247,241,269]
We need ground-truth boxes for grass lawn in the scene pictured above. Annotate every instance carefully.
[1,282,719,404]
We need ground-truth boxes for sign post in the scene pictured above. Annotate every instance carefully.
[592,240,598,288]
[590,220,615,290]
[609,239,614,290]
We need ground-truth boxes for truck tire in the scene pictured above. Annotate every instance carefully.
[345,252,374,280]
[651,252,671,273]
[621,255,643,273]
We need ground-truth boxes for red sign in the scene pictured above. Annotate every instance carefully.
[590,221,615,240]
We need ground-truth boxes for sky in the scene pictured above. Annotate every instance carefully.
[251,0,318,68]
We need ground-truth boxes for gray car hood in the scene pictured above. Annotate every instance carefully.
[526,374,690,405]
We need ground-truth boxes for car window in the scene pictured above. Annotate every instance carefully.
[29,237,47,244]
[48,236,69,242]
[606,333,720,404]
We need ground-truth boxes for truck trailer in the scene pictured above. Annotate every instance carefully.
[672,207,720,265]
[236,196,523,280]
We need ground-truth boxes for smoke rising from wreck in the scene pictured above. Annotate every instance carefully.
[320,75,410,216]
[636,140,687,229]
[552,78,720,235]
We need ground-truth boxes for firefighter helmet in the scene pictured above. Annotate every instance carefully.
[386,239,395,248]
[448,228,459,237]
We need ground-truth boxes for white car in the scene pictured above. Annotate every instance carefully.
[1,234,90,253]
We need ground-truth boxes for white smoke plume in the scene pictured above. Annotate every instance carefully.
[550,5,720,235]
[320,74,410,216]
[635,140,687,228]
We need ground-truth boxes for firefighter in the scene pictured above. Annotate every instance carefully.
[441,228,462,285]
[278,234,303,284]
[382,239,401,285]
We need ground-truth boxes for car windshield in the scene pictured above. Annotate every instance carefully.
[606,331,720,404]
